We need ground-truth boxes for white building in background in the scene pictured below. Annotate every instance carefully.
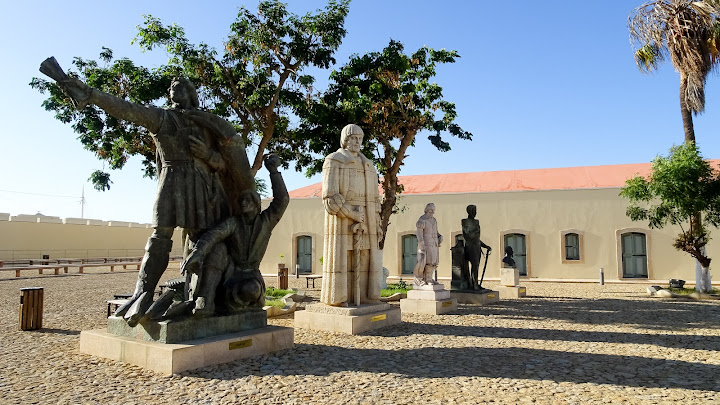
[261,162,719,285]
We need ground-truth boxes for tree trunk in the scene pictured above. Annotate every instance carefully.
[695,262,712,293]
[378,172,398,250]
[680,74,696,143]
[695,246,712,293]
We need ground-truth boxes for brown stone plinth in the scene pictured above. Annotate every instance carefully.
[294,303,401,334]
[79,325,293,375]
[497,285,527,299]
[400,298,457,315]
[450,290,500,305]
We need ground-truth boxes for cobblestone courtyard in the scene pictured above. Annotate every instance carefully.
[1,265,718,404]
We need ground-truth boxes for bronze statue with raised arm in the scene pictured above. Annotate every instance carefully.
[39,57,254,325]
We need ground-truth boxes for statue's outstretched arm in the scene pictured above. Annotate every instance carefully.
[40,57,164,133]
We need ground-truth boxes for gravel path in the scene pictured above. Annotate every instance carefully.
[1,265,719,404]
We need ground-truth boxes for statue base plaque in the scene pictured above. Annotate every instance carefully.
[400,284,457,315]
[294,303,401,335]
[79,325,293,375]
[450,289,500,305]
[497,285,527,299]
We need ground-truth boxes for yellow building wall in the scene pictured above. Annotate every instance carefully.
[0,220,184,260]
[262,188,716,284]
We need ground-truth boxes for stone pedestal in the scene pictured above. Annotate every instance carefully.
[400,284,457,315]
[500,268,520,286]
[497,285,527,299]
[450,290,500,305]
[107,309,268,344]
[294,303,401,335]
[79,325,294,375]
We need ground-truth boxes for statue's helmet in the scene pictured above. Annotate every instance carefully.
[340,124,364,148]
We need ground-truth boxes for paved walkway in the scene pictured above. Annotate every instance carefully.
[1,265,718,404]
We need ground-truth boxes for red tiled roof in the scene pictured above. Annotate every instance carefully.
[287,161,719,198]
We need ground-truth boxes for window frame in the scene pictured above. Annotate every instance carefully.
[500,229,530,277]
[560,229,584,264]
[397,230,419,276]
[291,232,317,274]
[615,228,651,280]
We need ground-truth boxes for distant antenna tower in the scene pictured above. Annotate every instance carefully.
[80,186,86,218]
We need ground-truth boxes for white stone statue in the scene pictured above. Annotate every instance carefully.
[413,203,443,286]
[320,124,383,306]
[380,267,390,290]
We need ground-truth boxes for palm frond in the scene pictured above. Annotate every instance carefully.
[629,0,720,112]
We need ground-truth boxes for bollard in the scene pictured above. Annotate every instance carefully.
[277,265,289,290]
[19,287,44,330]
[599,268,605,285]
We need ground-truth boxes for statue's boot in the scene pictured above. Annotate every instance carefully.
[145,290,177,321]
[192,244,227,317]
[114,236,173,318]
[163,300,195,319]
[123,292,153,327]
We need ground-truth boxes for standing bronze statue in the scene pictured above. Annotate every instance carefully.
[461,204,491,290]
[39,57,254,325]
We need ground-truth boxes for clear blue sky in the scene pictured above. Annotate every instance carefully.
[2,1,719,223]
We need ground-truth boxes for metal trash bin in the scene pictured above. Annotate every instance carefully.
[19,287,43,330]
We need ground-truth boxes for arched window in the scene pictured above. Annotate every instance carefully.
[401,234,418,275]
[565,233,580,261]
[504,233,527,276]
[621,232,648,278]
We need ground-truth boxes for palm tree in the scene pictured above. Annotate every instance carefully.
[629,1,720,292]
[629,0,720,143]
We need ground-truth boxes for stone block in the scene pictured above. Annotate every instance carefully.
[107,221,130,227]
[656,289,675,298]
[107,309,267,344]
[380,293,405,302]
[450,290,500,305]
[294,304,401,334]
[407,289,450,301]
[129,222,144,228]
[497,285,527,299]
[0,213,9,221]
[79,325,293,375]
[400,298,457,315]
[500,268,520,286]
[10,215,39,223]
[86,219,107,226]
[36,216,62,224]
[63,217,89,225]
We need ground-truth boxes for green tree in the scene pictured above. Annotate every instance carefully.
[280,40,471,249]
[620,143,720,292]
[30,0,350,191]
[628,0,720,142]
